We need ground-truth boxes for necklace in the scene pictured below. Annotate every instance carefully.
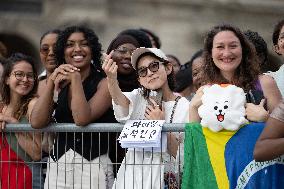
[169,96,181,123]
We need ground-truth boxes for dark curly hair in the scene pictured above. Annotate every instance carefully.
[135,52,175,98]
[272,19,284,46]
[119,29,152,48]
[0,53,38,119]
[244,30,269,72]
[54,25,103,72]
[203,24,260,92]
[272,19,284,55]
[139,28,161,48]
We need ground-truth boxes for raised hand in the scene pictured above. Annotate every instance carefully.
[102,51,118,80]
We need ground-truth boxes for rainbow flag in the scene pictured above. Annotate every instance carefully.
[182,122,284,189]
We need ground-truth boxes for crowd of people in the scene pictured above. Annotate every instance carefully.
[0,19,283,189]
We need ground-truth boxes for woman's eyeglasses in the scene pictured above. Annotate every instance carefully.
[12,71,35,82]
[114,47,135,56]
[40,45,55,55]
[137,61,164,77]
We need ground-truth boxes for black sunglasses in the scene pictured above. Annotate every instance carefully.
[137,61,164,77]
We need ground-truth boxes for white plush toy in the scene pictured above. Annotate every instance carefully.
[198,84,248,132]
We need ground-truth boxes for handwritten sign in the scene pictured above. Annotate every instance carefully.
[118,120,165,150]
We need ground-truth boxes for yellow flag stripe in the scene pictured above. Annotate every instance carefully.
[203,127,236,189]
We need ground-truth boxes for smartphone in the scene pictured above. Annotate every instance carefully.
[148,89,163,108]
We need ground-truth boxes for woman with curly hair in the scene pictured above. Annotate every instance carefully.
[0,53,42,189]
[30,25,116,189]
[189,24,281,123]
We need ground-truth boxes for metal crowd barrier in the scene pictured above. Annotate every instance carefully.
[1,123,185,189]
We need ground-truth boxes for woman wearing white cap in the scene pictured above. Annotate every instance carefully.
[102,48,189,189]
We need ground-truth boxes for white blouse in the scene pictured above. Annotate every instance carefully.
[113,88,189,123]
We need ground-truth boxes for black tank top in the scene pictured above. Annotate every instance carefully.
[52,65,117,161]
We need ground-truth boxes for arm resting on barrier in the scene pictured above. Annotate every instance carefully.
[69,74,113,126]
[30,78,55,129]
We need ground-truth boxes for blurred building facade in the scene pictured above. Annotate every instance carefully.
[0,0,283,71]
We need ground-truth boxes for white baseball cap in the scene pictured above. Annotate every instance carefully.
[131,47,168,70]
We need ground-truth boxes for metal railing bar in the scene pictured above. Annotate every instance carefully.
[5,123,186,132]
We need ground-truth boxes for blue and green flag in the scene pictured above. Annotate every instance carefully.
[182,122,284,189]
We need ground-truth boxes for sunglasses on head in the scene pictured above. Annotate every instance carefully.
[137,61,165,77]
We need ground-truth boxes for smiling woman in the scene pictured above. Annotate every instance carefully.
[211,31,243,79]
[30,25,117,189]
[189,24,282,123]
[0,53,42,189]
